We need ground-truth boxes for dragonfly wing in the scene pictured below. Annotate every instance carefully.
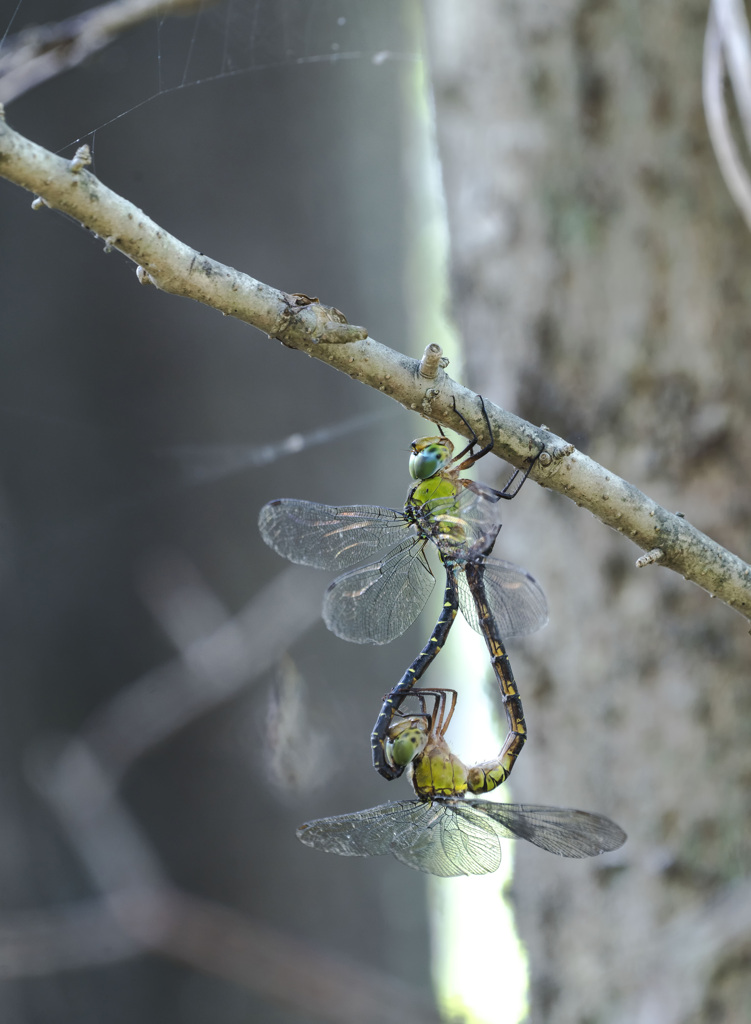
[389,800,503,876]
[427,486,502,536]
[456,558,548,637]
[414,488,502,559]
[299,798,502,875]
[259,500,412,570]
[461,801,627,857]
[296,800,428,858]
[322,538,435,644]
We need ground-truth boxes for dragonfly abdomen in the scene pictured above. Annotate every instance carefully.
[465,554,530,789]
[371,579,460,780]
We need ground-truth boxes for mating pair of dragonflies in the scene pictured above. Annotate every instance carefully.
[259,402,625,876]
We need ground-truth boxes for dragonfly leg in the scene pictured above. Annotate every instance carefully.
[408,691,430,719]
[461,446,545,503]
[451,395,545,502]
[450,395,493,470]
[498,446,545,498]
[400,686,459,738]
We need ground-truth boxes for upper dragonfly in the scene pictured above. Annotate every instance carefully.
[298,688,627,876]
[258,400,548,646]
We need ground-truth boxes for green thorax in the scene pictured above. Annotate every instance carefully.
[410,737,469,800]
[408,473,460,509]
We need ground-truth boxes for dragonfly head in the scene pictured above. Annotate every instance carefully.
[385,715,430,769]
[409,436,454,481]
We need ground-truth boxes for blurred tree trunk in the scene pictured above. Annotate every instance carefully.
[426,3,751,1023]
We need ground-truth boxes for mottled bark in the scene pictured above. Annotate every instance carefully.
[426,2,751,1022]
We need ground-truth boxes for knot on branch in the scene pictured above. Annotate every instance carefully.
[418,343,448,379]
[69,144,92,173]
[276,293,368,347]
[546,441,576,460]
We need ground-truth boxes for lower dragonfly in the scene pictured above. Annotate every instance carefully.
[259,398,546,646]
[298,688,626,877]
[370,524,531,790]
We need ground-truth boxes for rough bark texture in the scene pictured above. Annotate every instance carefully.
[426,3,751,1023]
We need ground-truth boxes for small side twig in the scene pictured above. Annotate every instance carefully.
[636,548,665,568]
[418,343,446,379]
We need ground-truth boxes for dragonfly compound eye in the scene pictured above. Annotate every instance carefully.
[409,440,452,481]
[385,717,430,768]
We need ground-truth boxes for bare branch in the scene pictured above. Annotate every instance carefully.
[0,901,138,977]
[1,113,750,622]
[0,0,212,105]
[703,6,751,230]
[82,562,325,781]
[710,0,751,149]
[29,738,168,896]
[3,884,444,1024]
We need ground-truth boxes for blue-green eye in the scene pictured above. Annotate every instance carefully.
[385,720,429,768]
[409,443,450,480]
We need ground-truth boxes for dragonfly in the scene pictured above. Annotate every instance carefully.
[297,689,627,877]
[258,400,546,648]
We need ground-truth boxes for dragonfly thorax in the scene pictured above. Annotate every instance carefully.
[410,736,470,801]
[408,475,464,517]
[409,435,454,481]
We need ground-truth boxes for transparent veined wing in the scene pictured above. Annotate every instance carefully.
[415,486,503,554]
[297,799,626,876]
[296,802,409,858]
[295,799,502,876]
[296,801,441,859]
[258,500,414,570]
[456,558,548,637]
[458,801,627,857]
[390,800,504,875]
[322,537,435,644]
